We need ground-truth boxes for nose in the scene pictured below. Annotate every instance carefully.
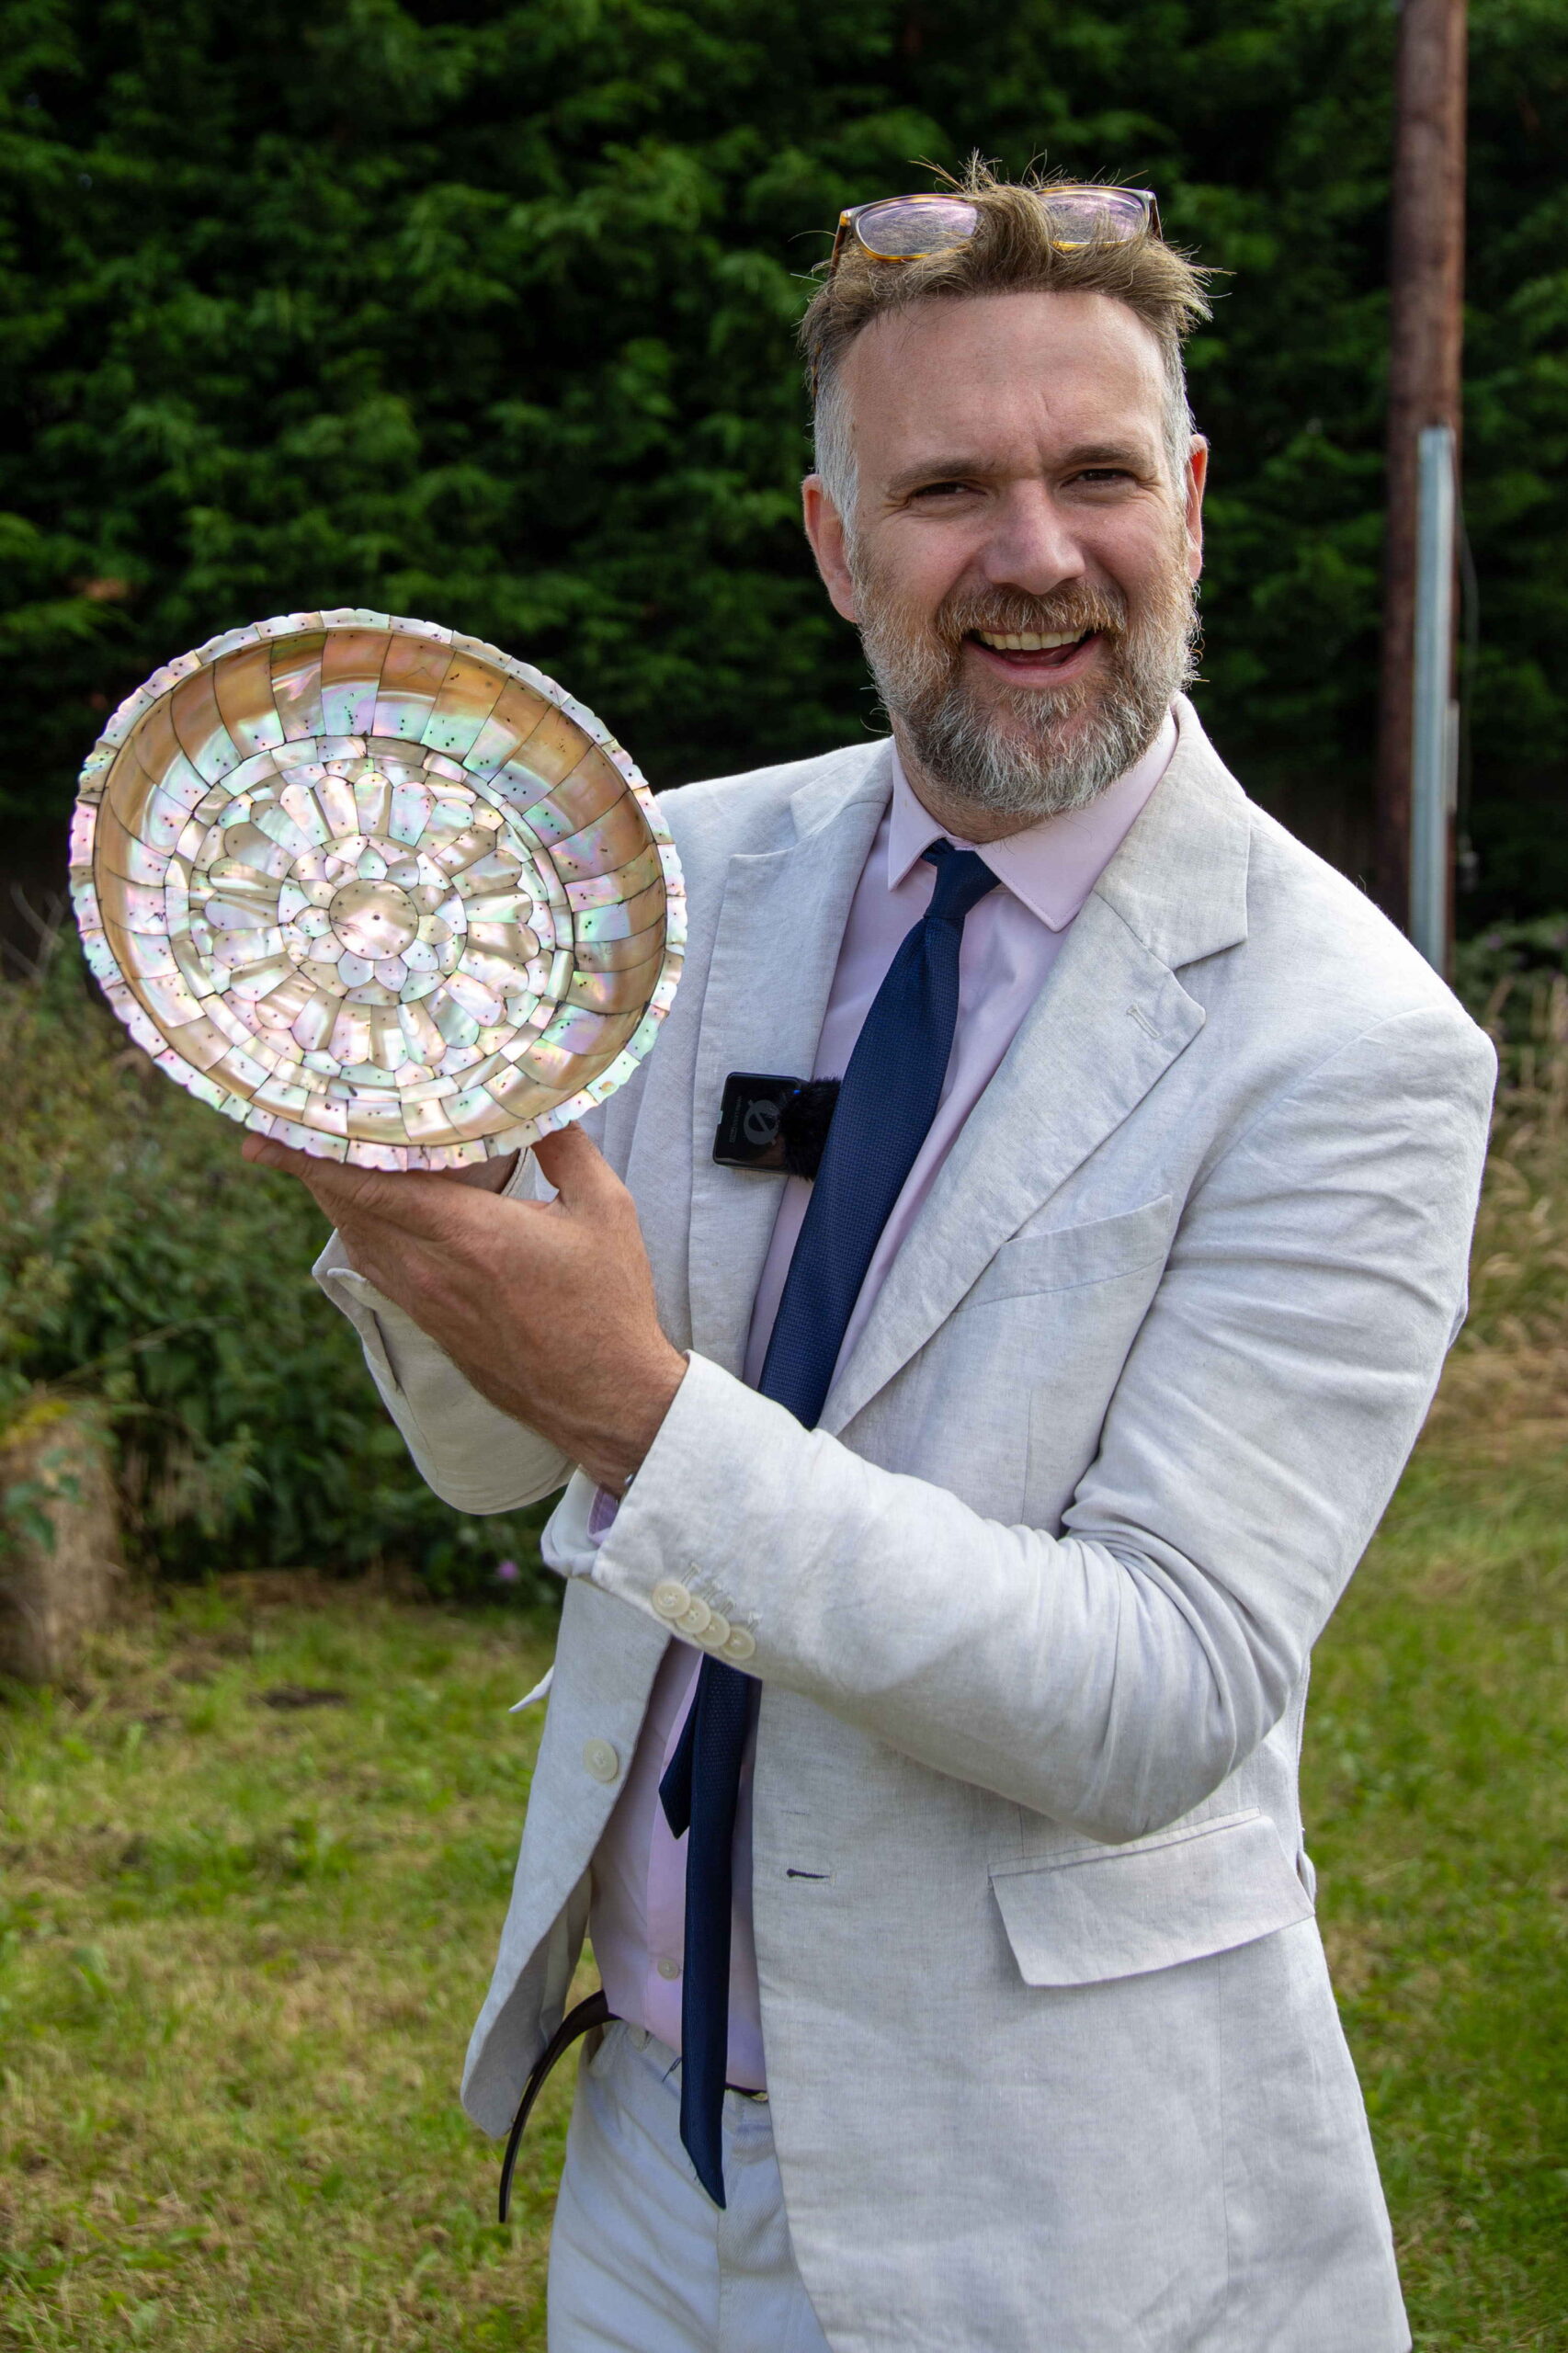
[976,482,1087,599]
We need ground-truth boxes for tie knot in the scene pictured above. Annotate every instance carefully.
[923,838,1000,925]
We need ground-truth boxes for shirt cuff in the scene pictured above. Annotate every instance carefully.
[312,1228,420,1396]
[586,1485,621,1545]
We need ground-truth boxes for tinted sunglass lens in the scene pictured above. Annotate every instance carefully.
[854,197,979,259]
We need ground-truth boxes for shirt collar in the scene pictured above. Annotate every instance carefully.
[886,708,1177,932]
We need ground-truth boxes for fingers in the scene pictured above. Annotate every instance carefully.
[241,1130,573,1279]
[242,1134,370,1198]
[242,1134,482,1240]
[241,1134,312,1176]
[244,1134,408,1225]
[243,1134,357,1217]
[531,1121,620,1208]
[444,1151,519,1195]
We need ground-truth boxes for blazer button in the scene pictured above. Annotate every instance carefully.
[698,1609,731,1650]
[677,1597,712,1637]
[653,1579,691,1620]
[722,1627,756,1664]
[583,1738,620,1783]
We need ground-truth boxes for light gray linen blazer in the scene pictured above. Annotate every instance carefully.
[319,699,1494,2352]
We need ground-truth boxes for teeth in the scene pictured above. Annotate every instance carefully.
[976,630,1085,652]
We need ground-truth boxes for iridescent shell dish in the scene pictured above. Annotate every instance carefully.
[69,612,685,1168]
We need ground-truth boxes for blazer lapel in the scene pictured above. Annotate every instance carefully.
[821,701,1252,1436]
[685,747,893,1373]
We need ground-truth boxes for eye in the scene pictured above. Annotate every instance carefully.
[907,479,977,503]
[1071,468,1136,489]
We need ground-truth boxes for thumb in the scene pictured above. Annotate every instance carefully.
[530,1121,617,1208]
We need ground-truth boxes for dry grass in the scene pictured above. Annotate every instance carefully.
[1436,1116,1568,1442]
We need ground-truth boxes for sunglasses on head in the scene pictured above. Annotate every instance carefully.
[829,186,1160,272]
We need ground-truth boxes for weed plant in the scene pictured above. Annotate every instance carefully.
[5,917,1568,1589]
[0,939,551,1597]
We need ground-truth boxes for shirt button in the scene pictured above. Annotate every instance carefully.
[677,1597,712,1638]
[583,1738,619,1783]
[722,1627,756,1665]
[655,1957,681,1981]
[652,1579,690,1620]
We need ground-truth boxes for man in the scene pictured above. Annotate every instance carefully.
[250,170,1494,2349]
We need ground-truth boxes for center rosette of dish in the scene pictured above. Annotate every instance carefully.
[186,755,562,1088]
[324,876,424,963]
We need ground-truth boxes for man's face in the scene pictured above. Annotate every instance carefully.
[802,290,1208,826]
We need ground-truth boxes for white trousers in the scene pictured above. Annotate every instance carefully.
[547,2021,833,2353]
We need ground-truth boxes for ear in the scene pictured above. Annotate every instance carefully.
[1183,438,1209,583]
[801,474,858,624]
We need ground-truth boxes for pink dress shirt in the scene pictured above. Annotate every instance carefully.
[585,715,1176,2087]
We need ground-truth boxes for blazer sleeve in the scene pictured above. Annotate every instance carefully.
[312,1150,573,1516]
[587,1003,1495,1842]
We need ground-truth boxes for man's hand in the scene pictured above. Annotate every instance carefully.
[242,1126,687,1494]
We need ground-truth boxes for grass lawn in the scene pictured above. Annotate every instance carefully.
[2,1418,1565,2349]
[1306,1405,1568,2349]
[0,1579,564,2349]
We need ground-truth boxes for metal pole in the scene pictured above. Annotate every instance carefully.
[1410,426,1457,969]
[1374,0,1468,933]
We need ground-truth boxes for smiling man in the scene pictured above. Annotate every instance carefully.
[258,170,1494,2350]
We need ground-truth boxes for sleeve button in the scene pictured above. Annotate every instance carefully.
[652,1579,691,1620]
[676,1597,712,1637]
[722,1627,756,1664]
[583,1738,620,1783]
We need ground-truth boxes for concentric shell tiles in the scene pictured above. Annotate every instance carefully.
[70,612,685,1167]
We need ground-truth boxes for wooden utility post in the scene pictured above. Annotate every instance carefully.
[1374,0,1468,943]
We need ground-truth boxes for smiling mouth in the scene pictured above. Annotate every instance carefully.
[967,627,1099,670]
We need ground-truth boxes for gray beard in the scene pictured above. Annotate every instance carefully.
[853,565,1199,824]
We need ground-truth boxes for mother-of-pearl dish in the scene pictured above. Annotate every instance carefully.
[69,611,684,1168]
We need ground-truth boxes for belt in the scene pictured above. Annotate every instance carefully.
[497,1989,767,2222]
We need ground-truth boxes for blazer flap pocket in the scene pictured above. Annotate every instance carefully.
[970,1195,1174,1306]
[990,1812,1313,1988]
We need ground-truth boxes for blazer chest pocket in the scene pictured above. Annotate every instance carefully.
[990,1811,1314,1987]
[969,1195,1175,1308]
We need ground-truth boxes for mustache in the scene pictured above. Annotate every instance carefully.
[933,585,1131,649]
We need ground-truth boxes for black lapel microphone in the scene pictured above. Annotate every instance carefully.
[711,1073,841,1180]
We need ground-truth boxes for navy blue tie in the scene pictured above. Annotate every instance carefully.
[660,840,1000,2203]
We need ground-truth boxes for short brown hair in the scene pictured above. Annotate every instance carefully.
[800,162,1214,518]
